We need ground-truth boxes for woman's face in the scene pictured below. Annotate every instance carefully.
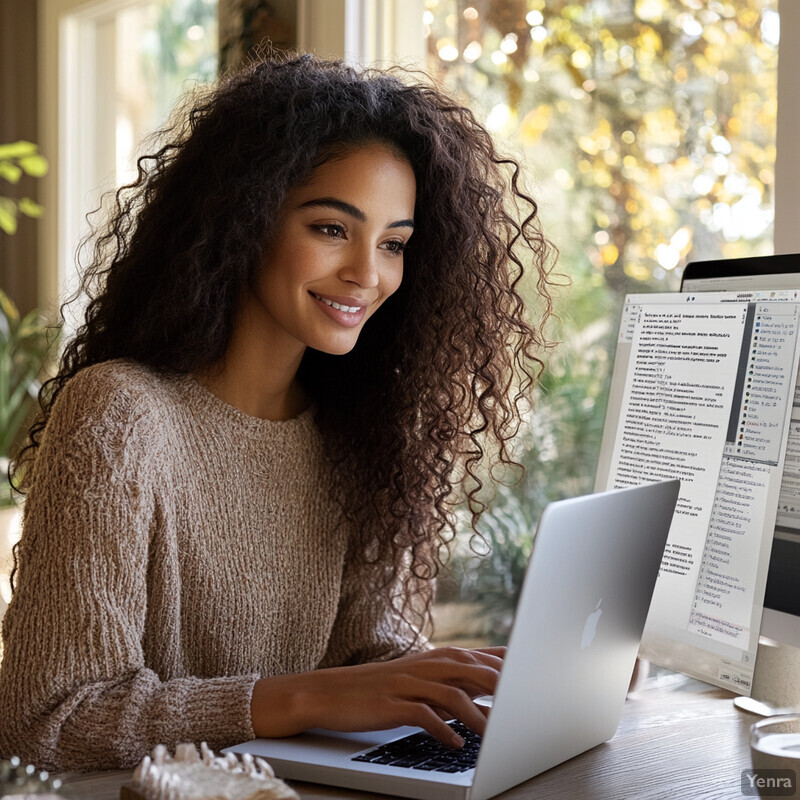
[246,142,416,359]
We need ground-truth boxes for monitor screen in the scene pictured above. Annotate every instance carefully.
[594,285,800,692]
[681,254,800,652]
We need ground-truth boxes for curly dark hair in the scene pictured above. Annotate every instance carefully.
[15,53,556,648]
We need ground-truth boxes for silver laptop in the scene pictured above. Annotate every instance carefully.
[225,479,679,800]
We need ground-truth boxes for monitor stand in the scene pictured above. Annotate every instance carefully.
[734,637,800,716]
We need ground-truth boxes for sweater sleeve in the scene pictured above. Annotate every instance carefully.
[0,370,258,771]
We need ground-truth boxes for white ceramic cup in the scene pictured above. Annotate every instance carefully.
[750,714,800,797]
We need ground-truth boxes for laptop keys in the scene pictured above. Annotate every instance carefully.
[352,721,481,773]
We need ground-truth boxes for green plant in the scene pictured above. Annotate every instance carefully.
[0,139,52,507]
[0,290,55,507]
[0,141,47,235]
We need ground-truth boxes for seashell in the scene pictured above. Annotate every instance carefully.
[130,743,298,800]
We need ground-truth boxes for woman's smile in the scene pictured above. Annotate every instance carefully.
[309,291,369,326]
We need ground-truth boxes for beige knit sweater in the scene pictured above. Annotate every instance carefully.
[0,360,416,771]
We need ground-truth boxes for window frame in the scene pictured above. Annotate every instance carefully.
[39,0,145,318]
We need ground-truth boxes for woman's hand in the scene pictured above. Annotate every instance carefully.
[250,646,505,748]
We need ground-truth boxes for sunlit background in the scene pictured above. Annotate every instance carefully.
[113,0,218,186]
[422,0,779,644]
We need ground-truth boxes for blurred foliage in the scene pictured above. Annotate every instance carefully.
[426,0,777,291]
[0,290,50,459]
[108,1,217,189]
[142,0,218,118]
[0,140,51,507]
[427,0,779,640]
[0,291,58,507]
[0,142,48,237]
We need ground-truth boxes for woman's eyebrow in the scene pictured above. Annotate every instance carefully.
[299,197,414,229]
[389,218,415,230]
[299,197,366,221]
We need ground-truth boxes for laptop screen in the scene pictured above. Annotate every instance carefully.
[594,287,800,692]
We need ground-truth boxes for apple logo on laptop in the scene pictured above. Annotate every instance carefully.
[581,598,603,650]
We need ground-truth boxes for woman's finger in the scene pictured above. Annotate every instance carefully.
[400,678,490,738]
[398,701,465,748]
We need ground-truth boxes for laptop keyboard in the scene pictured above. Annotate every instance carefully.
[351,721,481,773]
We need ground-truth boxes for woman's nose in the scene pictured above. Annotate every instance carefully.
[339,246,379,288]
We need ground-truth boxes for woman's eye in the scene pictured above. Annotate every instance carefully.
[382,240,407,255]
[314,224,346,239]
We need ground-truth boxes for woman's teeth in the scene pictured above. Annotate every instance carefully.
[314,294,362,313]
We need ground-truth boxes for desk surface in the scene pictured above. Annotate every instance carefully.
[56,673,753,800]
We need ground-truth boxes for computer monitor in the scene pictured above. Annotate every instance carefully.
[594,282,800,694]
[680,253,800,668]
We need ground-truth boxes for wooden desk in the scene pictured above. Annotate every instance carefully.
[56,675,754,800]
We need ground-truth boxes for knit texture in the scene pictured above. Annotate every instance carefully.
[0,360,416,771]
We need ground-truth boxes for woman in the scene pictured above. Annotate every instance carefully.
[0,54,555,771]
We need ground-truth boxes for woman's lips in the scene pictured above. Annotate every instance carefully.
[309,291,368,327]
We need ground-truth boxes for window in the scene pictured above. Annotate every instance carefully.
[40,0,218,319]
[423,0,782,646]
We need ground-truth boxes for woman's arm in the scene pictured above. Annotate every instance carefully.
[291,508,504,747]
[0,370,257,771]
[250,646,504,747]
